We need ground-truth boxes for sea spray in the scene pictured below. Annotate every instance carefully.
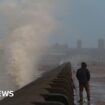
[2,0,55,88]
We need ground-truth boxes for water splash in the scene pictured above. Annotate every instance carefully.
[1,0,55,88]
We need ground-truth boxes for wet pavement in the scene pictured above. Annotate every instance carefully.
[73,66,105,105]
[90,81,105,105]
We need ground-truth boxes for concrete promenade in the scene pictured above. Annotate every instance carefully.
[0,63,105,105]
[74,66,105,105]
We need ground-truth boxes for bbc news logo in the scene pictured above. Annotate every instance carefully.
[0,91,14,97]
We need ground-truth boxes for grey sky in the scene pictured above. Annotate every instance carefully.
[0,0,105,48]
[50,0,105,48]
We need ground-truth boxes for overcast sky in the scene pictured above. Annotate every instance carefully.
[50,0,105,48]
[0,0,105,48]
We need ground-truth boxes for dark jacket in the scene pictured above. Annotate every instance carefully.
[76,68,90,84]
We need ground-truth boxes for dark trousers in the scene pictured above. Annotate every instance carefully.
[79,82,90,102]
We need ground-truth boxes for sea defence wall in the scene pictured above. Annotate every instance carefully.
[0,62,74,105]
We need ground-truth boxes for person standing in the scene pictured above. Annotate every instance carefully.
[76,62,90,103]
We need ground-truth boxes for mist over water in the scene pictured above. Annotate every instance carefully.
[0,0,56,88]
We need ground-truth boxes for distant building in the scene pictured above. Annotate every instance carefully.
[98,39,104,49]
[77,40,82,49]
[40,39,105,66]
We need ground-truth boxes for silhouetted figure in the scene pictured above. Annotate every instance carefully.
[76,62,90,104]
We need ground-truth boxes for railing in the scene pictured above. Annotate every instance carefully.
[0,62,74,105]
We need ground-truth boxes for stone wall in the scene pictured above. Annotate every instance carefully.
[0,63,74,105]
